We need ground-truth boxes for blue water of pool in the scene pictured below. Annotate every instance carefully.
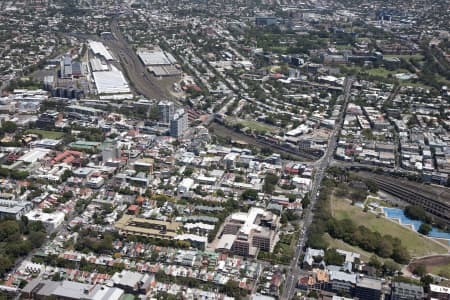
[382,207,450,244]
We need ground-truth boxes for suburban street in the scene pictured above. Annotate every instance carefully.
[281,77,353,300]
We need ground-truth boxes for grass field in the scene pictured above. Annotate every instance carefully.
[429,263,450,278]
[384,54,424,61]
[341,65,411,79]
[331,196,448,257]
[226,117,278,134]
[25,129,65,139]
[366,68,411,78]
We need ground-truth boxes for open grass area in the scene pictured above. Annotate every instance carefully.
[226,117,278,134]
[331,196,448,257]
[25,129,65,139]
[334,44,353,50]
[400,81,435,90]
[341,65,410,79]
[384,54,424,61]
[366,68,410,78]
[429,263,450,278]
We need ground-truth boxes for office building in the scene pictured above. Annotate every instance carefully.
[60,54,72,78]
[72,61,82,77]
[170,109,188,137]
[158,100,175,123]
[102,144,121,163]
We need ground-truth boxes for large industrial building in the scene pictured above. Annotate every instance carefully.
[137,47,181,77]
[115,215,181,240]
[92,66,131,95]
[88,40,114,61]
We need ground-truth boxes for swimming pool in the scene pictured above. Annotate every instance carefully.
[383,207,450,241]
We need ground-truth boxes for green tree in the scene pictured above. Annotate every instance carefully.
[263,173,279,194]
[376,239,394,258]
[413,265,426,277]
[392,245,410,264]
[0,256,13,277]
[28,231,46,248]
[368,255,382,269]
[325,248,345,266]
[0,220,20,241]
[241,189,259,201]
[421,274,434,288]
[404,205,430,223]
[382,260,400,276]
[1,121,17,133]
[302,195,311,209]
[418,223,432,235]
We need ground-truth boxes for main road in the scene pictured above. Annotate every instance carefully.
[281,77,353,299]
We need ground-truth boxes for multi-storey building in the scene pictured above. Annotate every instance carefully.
[158,100,175,123]
[216,207,279,257]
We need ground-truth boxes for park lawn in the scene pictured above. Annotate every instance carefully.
[323,233,383,263]
[366,68,410,78]
[25,129,65,139]
[400,81,435,90]
[334,44,353,50]
[226,117,278,134]
[428,262,450,278]
[341,65,410,78]
[331,196,448,257]
[239,119,278,133]
[384,54,424,61]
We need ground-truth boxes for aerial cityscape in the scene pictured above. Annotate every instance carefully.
[0,0,449,299]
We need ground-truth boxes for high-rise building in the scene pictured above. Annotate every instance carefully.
[158,100,175,123]
[170,109,188,137]
[102,143,121,163]
[60,54,72,78]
